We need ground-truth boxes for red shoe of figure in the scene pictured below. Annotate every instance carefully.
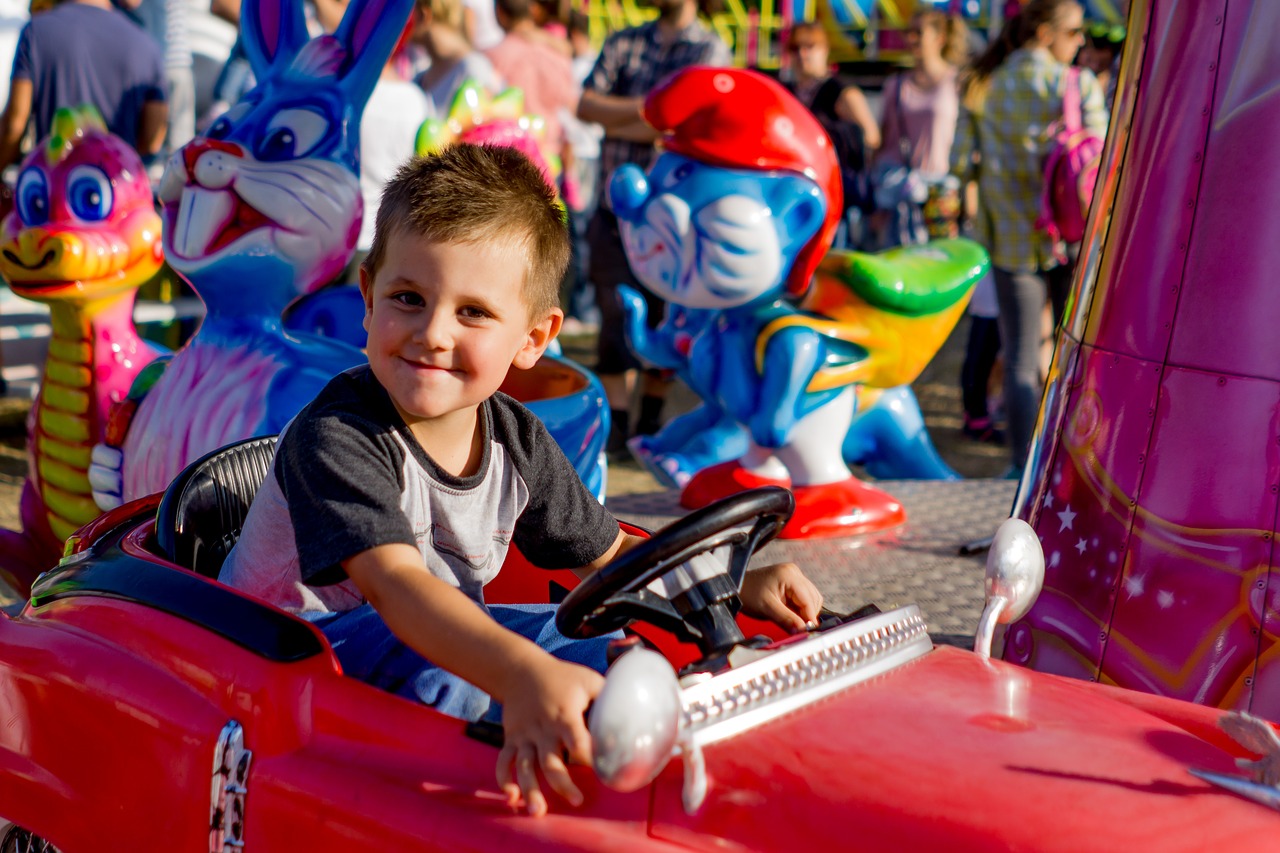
[780,477,906,539]
[680,461,791,510]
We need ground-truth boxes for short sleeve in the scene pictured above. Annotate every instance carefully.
[583,34,621,96]
[509,414,619,569]
[10,23,31,83]
[276,413,417,584]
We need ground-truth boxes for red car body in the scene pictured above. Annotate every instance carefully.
[1,495,1279,851]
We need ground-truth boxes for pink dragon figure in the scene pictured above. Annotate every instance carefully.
[1001,1,1280,720]
[0,107,164,593]
[89,0,414,509]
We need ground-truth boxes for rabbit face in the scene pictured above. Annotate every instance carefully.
[158,0,415,312]
[158,90,362,308]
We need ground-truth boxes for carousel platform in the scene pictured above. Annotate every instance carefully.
[607,478,1017,648]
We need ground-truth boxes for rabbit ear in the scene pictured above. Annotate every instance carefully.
[332,0,415,109]
[240,0,310,79]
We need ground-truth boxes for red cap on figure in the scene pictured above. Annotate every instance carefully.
[643,67,842,297]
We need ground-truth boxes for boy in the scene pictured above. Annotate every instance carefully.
[219,144,822,816]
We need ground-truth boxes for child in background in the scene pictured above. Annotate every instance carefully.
[219,144,823,817]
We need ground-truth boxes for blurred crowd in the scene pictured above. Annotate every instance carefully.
[0,0,1125,477]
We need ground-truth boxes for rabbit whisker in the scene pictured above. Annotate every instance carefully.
[251,178,325,224]
[291,160,346,182]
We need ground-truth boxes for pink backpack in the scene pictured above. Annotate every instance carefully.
[1039,67,1104,245]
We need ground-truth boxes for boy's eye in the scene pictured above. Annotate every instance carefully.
[391,291,424,307]
[459,305,492,320]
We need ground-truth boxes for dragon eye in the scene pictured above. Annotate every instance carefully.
[256,107,330,162]
[66,165,114,222]
[16,168,49,226]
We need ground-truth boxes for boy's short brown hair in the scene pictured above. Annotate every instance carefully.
[363,144,570,320]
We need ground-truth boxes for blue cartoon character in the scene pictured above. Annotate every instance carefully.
[91,0,414,508]
[613,68,985,538]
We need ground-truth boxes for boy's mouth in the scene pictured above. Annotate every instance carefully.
[402,358,455,372]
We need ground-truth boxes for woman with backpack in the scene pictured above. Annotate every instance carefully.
[950,0,1107,477]
[874,9,969,247]
[782,22,880,249]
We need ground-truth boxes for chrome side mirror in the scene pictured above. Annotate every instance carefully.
[974,518,1044,658]
[589,647,682,791]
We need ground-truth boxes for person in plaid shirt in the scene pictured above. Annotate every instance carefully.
[950,0,1107,475]
[576,0,731,454]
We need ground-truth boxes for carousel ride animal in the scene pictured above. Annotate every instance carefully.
[286,79,563,346]
[90,0,415,510]
[613,68,985,538]
[0,107,165,592]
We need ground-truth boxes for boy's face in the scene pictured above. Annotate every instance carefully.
[360,231,561,428]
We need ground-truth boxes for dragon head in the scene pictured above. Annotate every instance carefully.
[0,106,163,305]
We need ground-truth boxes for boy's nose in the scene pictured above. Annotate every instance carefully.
[415,310,453,350]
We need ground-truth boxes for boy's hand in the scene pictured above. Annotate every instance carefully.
[496,655,605,817]
[740,562,823,633]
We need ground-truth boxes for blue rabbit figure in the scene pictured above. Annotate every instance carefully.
[91,0,415,508]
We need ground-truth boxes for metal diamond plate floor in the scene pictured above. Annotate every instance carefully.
[606,479,1018,647]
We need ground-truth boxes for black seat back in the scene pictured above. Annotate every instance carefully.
[155,436,278,578]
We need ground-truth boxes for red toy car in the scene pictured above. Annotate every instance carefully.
[1,440,1279,851]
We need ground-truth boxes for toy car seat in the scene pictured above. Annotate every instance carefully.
[155,435,279,578]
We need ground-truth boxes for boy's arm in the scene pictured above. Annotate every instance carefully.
[571,530,822,631]
[572,529,646,579]
[576,90,657,139]
[344,544,603,817]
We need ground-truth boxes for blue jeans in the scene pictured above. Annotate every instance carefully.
[308,603,617,722]
[991,263,1073,469]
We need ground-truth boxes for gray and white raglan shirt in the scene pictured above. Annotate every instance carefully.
[218,366,620,614]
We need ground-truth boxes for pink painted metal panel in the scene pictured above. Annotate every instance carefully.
[1168,2,1280,381]
[1102,367,1280,707]
[1007,344,1161,680]
[1247,568,1280,717]
[1079,0,1225,362]
[1007,0,1280,720]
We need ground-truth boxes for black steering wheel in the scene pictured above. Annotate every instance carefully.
[555,487,795,657]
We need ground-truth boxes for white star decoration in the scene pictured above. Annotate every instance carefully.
[1058,506,1077,532]
[1158,590,1175,609]
[1075,537,1088,555]
[1043,492,1054,510]
[1124,574,1145,597]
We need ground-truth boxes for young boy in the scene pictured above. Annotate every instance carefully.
[218,143,823,816]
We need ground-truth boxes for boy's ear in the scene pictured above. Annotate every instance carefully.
[358,265,375,333]
[512,308,563,370]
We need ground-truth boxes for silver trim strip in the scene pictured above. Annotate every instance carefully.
[681,605,932,748]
